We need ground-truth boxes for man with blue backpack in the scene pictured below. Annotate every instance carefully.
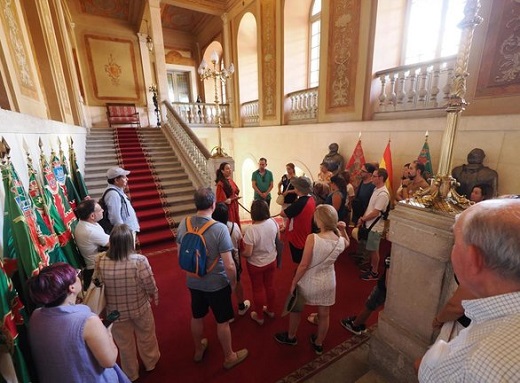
[176,187,248,370]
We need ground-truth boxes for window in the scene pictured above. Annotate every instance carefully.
[403,0,466,64]
[309,0,321,87]
[166,72,191,103]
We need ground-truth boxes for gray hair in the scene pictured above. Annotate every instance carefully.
[462,200,520,281]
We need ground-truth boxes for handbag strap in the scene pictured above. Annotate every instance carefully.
[365,192,390,231]
[93,252,105,281]
[306,235,341,271]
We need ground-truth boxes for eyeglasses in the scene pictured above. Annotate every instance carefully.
[360,169,368,173]
[76,269,83,280]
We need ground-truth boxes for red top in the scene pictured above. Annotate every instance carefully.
[216,178,241,229]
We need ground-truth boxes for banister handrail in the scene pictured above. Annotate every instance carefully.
[286,86,319,98]
[164,102,211,158]
[375,55,457,77]
[162,101,212,187]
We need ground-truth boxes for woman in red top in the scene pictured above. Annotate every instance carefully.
[215,162,242,229]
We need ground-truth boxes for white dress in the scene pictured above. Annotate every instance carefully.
[297,234,346,306]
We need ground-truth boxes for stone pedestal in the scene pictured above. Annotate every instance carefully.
[207,156,235,192]
[369,203,457,382]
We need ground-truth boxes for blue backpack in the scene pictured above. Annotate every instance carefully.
[179,217,218,278]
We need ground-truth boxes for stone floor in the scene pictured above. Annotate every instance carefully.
[301,343,390,383]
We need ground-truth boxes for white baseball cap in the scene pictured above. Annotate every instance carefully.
[106,167,130,179]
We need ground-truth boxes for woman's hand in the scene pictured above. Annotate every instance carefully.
[337,221,347,231]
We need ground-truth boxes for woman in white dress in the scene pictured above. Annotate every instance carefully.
[274,204,349,354]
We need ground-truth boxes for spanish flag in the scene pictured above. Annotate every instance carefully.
[379,140,393,201]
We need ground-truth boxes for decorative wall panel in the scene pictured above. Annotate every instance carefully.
[85,34,139,101]
[261,0,276,119]
[326,0,360,112]
[0,0,38,100]
[476,0,520,97]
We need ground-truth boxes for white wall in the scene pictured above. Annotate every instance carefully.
[196,113,520,218]
[0,109,87,251]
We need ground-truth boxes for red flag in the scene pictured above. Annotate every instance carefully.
[346,140,366,188]
[379,140,394,200]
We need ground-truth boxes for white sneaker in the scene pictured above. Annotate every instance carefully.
[238,300,251,316]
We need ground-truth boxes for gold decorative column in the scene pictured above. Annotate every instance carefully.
[412,0,483,213]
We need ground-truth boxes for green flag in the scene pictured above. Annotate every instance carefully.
[417,137,433,179]
[40,152,83,268]
[52,149,80,209]
[0,260,31,383]
[68,140,89,200]
[2,162,48,280]
[27,161,68,264]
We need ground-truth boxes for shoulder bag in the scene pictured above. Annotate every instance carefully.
[83,253,107,315]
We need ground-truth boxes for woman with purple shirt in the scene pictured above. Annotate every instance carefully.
[28,262,129,383]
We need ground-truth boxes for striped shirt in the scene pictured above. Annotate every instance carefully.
[419,292,520,382]
[98,253,158,321]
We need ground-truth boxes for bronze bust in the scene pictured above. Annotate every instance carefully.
[451,148,498,198]
[322,143,345,176]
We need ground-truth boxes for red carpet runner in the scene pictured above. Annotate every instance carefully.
[139,233,390,383]
[114,128,176,254]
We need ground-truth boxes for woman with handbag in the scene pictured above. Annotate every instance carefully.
[275,205,349,355]
[98,224,160,382]
[27,262,130,383]
[242,200,280,325]
[215,162,242,230]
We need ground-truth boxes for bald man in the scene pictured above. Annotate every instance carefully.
[418,199,520,382]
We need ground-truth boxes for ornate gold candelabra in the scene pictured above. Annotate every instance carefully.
[198,51,234,158]
[408,0,483,215]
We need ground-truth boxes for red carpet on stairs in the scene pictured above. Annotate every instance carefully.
[138,232,390,383]
[114,128,176,254]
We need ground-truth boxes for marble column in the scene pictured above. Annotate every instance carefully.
[369,204,457,382]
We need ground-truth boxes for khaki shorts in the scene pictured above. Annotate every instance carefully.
[366,230,382,252]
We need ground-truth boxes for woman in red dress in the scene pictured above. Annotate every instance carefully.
[215,162,242,229]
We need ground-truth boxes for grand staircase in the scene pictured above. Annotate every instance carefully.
[84,127,196,254]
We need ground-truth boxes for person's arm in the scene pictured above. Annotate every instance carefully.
[337,221,350,247]
[332,192,342,212]
[215,182,230,204]
[266,178,274,194]
[138,257,159,305]
[241,227,253,258]
[93,229,110,249]
[290,234,315,292]
[84,316,118,368]
[105,190,124,225]
[241,243,253,258]
[432,285,474,329]
[221,251,236,289]
[359,208,381,226]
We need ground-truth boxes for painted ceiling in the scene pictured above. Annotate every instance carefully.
[77,0,220,34]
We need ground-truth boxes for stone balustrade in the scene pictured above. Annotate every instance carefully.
[375,56,457,113]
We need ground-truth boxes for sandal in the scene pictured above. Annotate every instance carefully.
[307,313,319,325]
[193,338,208,362]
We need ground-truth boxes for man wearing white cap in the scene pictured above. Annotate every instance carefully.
[102,166,140,236]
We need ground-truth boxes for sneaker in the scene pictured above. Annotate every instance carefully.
[274,332,297,346]
[340,317,367,335]
[250,311,264,326]
[360,271,379,281]
[238,300,251,316]
[310,334,323,355]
